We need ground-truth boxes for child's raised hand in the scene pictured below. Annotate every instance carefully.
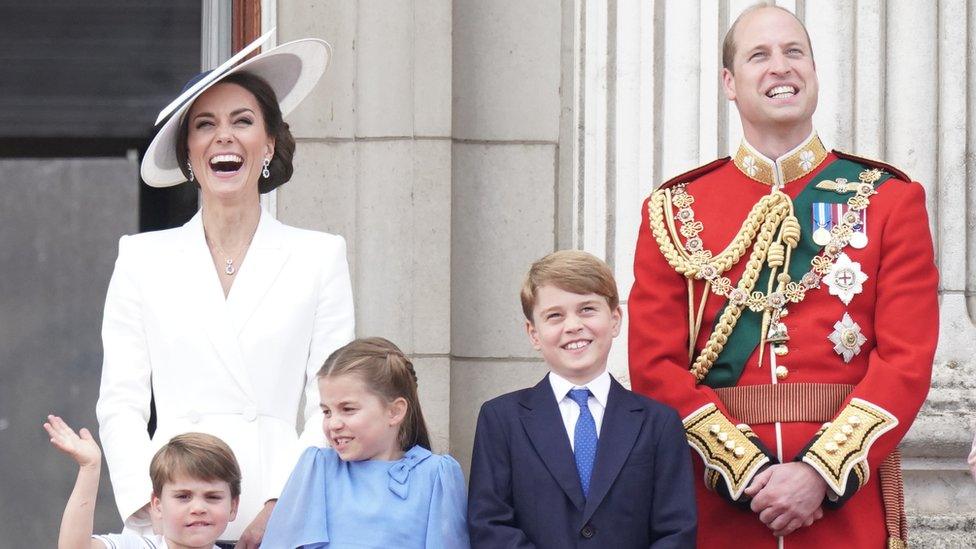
[44,414,101,468]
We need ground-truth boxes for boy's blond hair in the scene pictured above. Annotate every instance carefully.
[149,433,241,499]
[520,250,619,320]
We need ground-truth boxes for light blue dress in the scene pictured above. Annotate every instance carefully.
[261,445,470,549]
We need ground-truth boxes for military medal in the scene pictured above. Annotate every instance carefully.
[823,253,867,305]
[828,312,867,363]
[811,202,833,246]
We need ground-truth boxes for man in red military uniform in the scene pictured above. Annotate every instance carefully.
[628,4,938,549]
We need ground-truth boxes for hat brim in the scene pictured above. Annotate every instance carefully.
[140,36,332,188]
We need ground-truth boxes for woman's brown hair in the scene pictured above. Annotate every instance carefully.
[318,337,432,451]
[175,71,296,193]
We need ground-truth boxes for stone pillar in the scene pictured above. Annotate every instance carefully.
[275,0,454,451]
[449,0,565,468]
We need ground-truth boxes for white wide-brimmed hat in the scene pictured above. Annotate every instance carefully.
[140,29,332,187]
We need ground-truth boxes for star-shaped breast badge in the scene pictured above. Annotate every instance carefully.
[823,253,867,306]
[828,313,867,363]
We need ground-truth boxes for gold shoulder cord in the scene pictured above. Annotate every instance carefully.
[649,188,793,381]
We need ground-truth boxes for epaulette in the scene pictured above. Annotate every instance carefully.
[832,150,912,182]
[656,157,731,191]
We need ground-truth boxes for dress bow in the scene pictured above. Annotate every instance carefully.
[386,446,432,499]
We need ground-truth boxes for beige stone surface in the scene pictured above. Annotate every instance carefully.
[451,143,556,359]
[607,303,630,388]
[355,139,450,354]
[449,359,551,471]
[414,356,452,454]
[277,140,358,261]
[413,0,453,136]
[356,1,415,137]
[277,0,358,139]
[453,0,561,141]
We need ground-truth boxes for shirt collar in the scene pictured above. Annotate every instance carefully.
[732,130,828,188]
[549,369,611,408]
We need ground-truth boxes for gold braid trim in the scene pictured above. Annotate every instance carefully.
[801,398,898,496]
[687,199,791,381]
[649,189,793,381]
[648,189,784,276]
[683,403,770,500]
[648,170,881,383]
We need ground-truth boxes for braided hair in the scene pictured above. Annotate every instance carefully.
[317,337,432,451]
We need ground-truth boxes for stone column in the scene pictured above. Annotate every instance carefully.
[275,0,454,451]
[449,0,566,468]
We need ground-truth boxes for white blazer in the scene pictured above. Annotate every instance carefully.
[96,209,354,539]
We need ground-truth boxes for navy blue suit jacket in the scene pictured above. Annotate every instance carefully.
[467,374,696,548]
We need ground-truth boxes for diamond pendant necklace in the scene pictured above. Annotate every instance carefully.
[207,222,258,276]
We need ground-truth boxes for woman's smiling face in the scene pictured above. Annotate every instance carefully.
[185,82,274,202]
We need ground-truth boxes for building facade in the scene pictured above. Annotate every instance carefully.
[272,0,975,545]
[2,0,972,546]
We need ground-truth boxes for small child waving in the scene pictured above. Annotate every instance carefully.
[262,337,470,548]
[44,414,240,549]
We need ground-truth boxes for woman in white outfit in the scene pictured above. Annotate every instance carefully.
[96,32,354,547]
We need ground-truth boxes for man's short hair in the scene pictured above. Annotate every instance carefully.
[520,250,619,320]
[722,2,814,72]
[150,433,242,499]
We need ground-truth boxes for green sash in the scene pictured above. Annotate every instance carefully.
[701,158,893,388]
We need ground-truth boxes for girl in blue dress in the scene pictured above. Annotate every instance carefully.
[262,337,470,548]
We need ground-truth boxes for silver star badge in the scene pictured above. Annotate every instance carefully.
[823,253,867,305]
[828,313,867,363]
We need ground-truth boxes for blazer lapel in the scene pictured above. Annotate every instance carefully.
[581,378,644,523]
[179,212,255,399]
[519,375,586,511]
[225,210,289,335]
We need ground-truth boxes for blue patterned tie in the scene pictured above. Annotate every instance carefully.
[568,388,597,498]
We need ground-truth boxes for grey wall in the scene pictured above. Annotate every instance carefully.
[0,158,138,546]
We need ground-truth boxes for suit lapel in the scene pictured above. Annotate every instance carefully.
[225,210,289,335]
[581,378,644,523]
[519,376,586,511]
[179,212,255,399]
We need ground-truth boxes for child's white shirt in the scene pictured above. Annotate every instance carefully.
[93,532,220,549]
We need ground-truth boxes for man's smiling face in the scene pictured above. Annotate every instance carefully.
[722,7,819,139]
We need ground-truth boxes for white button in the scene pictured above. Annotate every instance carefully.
[187,410,201,424]
[243,406,258,422]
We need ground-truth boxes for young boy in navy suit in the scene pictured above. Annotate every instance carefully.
[467,250,696,548]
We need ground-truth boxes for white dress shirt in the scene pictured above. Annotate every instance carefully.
[548,370,611,451]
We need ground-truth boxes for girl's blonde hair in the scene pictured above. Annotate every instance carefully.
[317,337,432,451]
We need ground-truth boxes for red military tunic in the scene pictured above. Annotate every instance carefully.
[628,133,938,549]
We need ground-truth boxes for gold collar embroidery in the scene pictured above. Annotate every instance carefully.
[733,132,828,187]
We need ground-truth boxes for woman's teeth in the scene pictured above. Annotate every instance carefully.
[209,154,244,172]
